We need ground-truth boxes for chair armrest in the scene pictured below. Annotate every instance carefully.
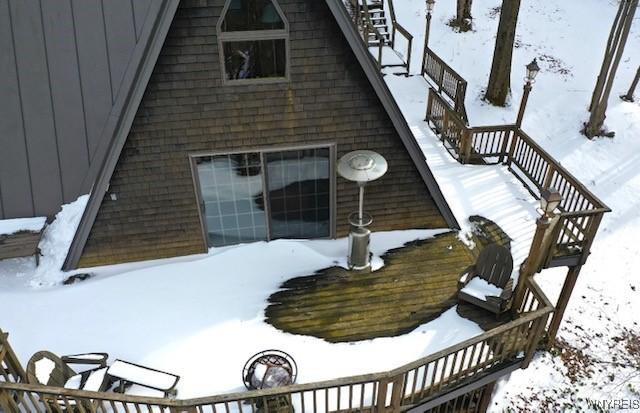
[458,266,476,289]
[62,353,109,368]
[500,278,514,300]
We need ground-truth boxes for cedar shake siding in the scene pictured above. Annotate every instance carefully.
[77,0,448,267]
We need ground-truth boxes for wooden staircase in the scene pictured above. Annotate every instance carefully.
[361,0,391,47]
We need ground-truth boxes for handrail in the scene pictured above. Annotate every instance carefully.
[513,130,610,211]
[359,0,385,70]
[1,280,553,412]
[422,46,468,122]
[391,20,413,74]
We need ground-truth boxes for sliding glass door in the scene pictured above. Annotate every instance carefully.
[265,147,331,239]
[193,145,333,247]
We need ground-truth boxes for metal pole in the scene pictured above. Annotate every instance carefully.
[515,81,532,127]
[358,184,365,224]
[422,12,432,73]
[621,65,640,102]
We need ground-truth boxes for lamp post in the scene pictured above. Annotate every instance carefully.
[621,65,640,102]
[513,188,562,309]
[422,0,436,72]
[515,58,541,127]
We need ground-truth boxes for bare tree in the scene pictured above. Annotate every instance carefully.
[451,0,473,31]
[484,0,522,106]
[621,65,640,102]
[585,0,638,138]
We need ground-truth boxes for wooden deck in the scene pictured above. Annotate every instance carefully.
[266,231,513,342]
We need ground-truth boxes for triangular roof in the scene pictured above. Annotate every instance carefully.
[63,0,458,270]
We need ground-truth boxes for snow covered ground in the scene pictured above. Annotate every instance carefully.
[383,0,640,410]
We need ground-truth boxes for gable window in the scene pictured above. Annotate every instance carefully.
[218,0,289,83]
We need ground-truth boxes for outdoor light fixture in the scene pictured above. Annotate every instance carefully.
[525,58,541,84]
[243,350,297,390]
[337,150,388,270]
[539,188,562,217]
[422,0,436,71]
[516,58,541,127]
[426,0,436,14]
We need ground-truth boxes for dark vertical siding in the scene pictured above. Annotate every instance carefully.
[103,0,137,100]
[41,0,90,204]
[10,0,64,217]
[0,0,162,219]
[72,0,113,160]
[0,0,33,219]
[132,0,151,41]
[0,1,33,218]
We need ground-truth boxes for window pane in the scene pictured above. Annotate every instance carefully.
[223,40,286,80]
[196,154,267,247]
[266,148,331,240]
[222,0,285,31]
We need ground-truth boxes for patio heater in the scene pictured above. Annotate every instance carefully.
[337,150,388,270]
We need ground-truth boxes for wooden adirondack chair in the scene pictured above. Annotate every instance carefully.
[458,244,514,314]
[26,351,111,409]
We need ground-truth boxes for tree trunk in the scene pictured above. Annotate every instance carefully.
[621,65,640,102]
[484,0,521,107]
[453,0,473,31]
[585,0,638,138]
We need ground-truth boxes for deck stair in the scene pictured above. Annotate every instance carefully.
[353,0,414,75]
[360,0,391,47]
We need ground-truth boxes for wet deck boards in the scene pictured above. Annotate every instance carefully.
[265,232,511,342]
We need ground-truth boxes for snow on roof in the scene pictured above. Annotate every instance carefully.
[0,216,46,236]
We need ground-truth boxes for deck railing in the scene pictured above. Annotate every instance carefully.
[422,47,468,123]
[1,279,551,413]
[384,0,413,74]
[426,89,610,267]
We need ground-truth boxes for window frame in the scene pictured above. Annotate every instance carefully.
[216,0,291,85]
[189,143,337,249]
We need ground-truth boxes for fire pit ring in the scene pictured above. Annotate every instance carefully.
[242,350,298,390]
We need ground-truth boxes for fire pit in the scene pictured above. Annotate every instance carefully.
[242,350,297,390]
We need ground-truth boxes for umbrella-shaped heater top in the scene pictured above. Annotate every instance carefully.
[337,150,388,184]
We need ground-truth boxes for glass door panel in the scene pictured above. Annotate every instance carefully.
[265,148,331,239]
[195,153,267,247]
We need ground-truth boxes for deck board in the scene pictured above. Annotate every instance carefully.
[265,231,512,342]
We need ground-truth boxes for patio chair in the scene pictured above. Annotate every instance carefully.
[26,351,111,409]
[27,351,180,400]
[458,244,514,314]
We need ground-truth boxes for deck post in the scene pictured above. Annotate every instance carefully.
[522,311,550,367]
[389,374,405,413]
[460,129,473,164]
[0,389,12,413]
[513,216,550,309]
[476,381,496,413]
[376,378,389,413]
[547,265,582,344]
